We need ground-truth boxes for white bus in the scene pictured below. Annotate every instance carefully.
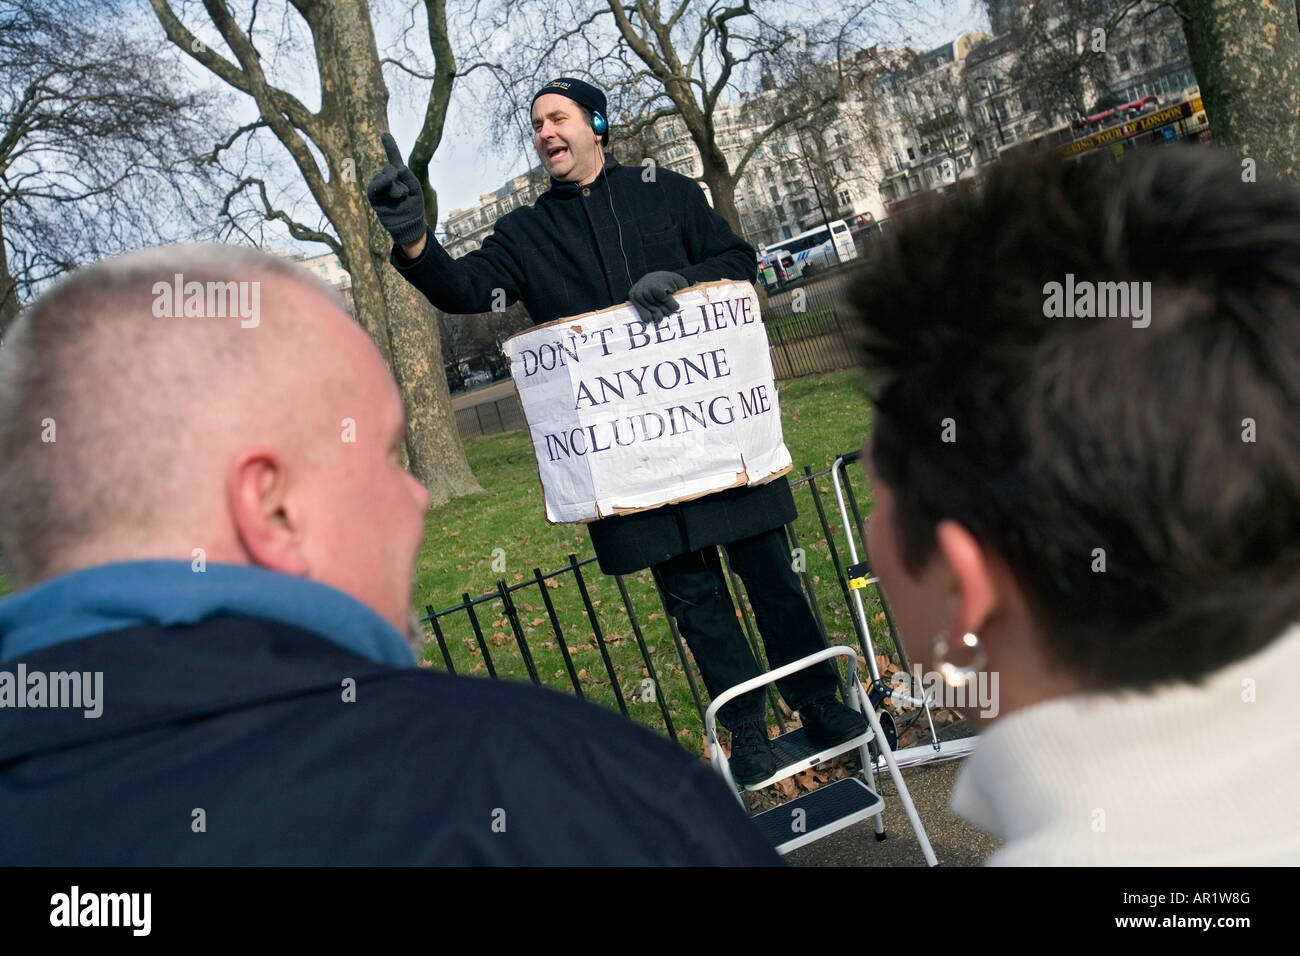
[763,219,858,280]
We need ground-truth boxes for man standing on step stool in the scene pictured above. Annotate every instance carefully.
[366,77,866,786]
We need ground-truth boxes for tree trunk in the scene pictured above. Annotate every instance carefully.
[322,0,483,503]
[1181,0,1300,182]
[696,141,743,237]
[0,205,18,336]
[149,0,483,506]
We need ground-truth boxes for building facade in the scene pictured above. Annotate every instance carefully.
[436,1,1196,255]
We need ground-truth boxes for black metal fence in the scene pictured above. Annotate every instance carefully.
[418,449,899,747]
[759,269,860,379]
[454,396,526,439]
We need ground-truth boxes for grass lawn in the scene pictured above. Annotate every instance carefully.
[414,366,899,750]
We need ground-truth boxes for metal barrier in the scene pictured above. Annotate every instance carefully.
[418,451,894,745]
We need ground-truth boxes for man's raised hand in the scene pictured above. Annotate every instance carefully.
[366,133,429,248]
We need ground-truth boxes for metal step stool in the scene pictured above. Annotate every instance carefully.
[705,646,939,864]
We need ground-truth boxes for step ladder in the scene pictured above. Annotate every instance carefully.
[704,450,979,864]
[706,646,938,864]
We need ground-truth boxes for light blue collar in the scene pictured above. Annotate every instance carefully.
[0,561,416,668]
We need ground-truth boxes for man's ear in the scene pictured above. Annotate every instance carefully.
[227,451,310,576]
[933,519,997,644]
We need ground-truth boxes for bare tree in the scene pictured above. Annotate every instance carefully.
[0,0,227,334]
[463,0,900,235]
[148,0,482,503]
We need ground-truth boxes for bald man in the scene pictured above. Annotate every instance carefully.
[0,245,781,865]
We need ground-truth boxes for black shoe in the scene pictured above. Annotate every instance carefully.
[799,696,868,749]
[728,721,777,787]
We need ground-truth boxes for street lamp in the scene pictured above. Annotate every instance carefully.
[974,74,1007,149]
[795,123,840,265]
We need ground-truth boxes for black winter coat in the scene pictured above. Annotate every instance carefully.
[0,617,783,864]
[393,157,797,574]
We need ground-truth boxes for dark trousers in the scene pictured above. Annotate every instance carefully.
[651,526,839,729]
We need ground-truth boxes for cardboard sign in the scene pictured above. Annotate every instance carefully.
[503,280,792,523]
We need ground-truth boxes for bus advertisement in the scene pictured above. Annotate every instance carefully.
[998,87,1210,164]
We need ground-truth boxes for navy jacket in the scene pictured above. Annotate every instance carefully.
[0,616,783,865]
[393,157,797,573]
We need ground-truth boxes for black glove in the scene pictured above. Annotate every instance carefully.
[366,132,428,246]
[629,271,688,323]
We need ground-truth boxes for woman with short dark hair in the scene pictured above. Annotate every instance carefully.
[851,147,1300,865]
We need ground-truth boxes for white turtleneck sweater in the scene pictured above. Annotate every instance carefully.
[949,623,1300,865]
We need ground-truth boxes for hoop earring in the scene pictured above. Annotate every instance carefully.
[932,632,986,688]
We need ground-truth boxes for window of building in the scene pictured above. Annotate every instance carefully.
[764,167,774,181]
[825,159,835,176]
[842,155,852,169]
[782,225,792,239]
[1019,90,1032,112]
[1117,51,1130,72]
[769,186,780,202]
[834,132,844,146]
[906,146,915,160]
[839,190,851,205]
[775,204,785,219]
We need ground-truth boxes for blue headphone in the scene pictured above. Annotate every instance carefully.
[591,111,608,136]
